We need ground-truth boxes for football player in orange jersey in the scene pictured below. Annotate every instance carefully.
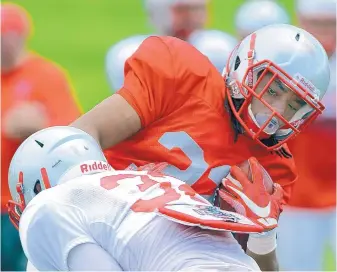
[276,0,336,270]
[71,24,330,270]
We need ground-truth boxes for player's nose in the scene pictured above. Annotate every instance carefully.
[270,99,287,117]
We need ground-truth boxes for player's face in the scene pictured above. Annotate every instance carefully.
[171,3,207,40]
[298,16,336,57]
[251,72,307,128]
[1,32,25,70]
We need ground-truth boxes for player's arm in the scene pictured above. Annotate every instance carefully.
[67,243,122,271]
[19,199,96,271]
[245,146,296,271]
[246,247,278,271]
[246,229,279,271]
[219,158,284,271]
[70,94,141,149]
[71,36,178,149]
[257,144,298,204]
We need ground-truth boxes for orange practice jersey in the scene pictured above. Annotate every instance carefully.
[1,53,81,211]
[105,36,297,203]
[288,115,336,208]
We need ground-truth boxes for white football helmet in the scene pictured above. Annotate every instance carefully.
[105,35,149,92]
[188,30,238,73]
[235,0,290,38]
[223,24,330,150]
[8,126,109,229]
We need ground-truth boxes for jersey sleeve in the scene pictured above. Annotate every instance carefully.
[256,144,298,204]
[19,195,95,271]
[117,36,216,127]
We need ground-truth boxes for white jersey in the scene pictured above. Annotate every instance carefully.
[20,170,259,271]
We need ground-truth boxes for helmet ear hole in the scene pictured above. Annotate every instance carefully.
[234,56,241,71]
[295,33,300,41]
[33,180,42,195]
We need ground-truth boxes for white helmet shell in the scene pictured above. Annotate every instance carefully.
[188,29,238,73]
[105,35,149,91]
[8,126,107,208]
[225,24,330,149]
[235,0,290,37]
[227,24,330,99]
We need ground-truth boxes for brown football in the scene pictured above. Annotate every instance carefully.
[218,159,274,212]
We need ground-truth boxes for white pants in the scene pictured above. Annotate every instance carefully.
[277,206,336,271]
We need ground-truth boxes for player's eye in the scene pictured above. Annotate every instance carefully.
[288,104,298,111]
[268,88,277,96]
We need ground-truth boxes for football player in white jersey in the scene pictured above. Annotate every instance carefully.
[8,126,285,271]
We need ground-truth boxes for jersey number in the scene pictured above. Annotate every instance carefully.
[159,132,229,188]
[100,174,207,212]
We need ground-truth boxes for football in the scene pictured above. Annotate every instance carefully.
[217,159,274,212]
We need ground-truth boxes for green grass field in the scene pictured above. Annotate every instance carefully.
[6,0,335,270]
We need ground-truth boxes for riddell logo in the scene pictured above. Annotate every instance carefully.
[294,73,319,97]
[299,78,315,93]
[247,69,254,88]
[80,161,112,173]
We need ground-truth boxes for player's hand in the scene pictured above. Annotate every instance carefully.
[3,102,48,140]
[218,157,285,231]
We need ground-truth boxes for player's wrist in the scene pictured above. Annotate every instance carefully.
[247,228,277,255]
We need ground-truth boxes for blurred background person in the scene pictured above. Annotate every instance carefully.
[106,0,238,91]
[106,0,209,92]
[144,0,208,41]
[235,0,290,40]
[1,3,82,271]
[277,0,336,270]
[187,29,237,73]
[105,35,149,91]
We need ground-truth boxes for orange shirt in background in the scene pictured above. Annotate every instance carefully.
[287,56,336,209]
[1,52,81,211]
[288,118,336,209]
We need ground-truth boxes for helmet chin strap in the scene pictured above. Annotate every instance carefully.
[58,160,114,185]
